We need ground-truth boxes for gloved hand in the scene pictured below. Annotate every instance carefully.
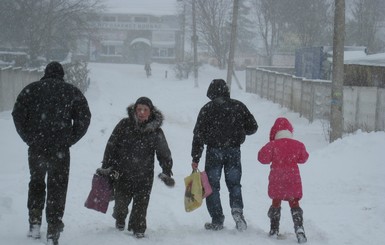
[96,167,112,176]
[191,162,198,170]
[96,167,120,179]
[158,169,175,187]
[162,168,173,177]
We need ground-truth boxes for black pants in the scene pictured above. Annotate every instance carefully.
[113,173,154,234]
[28,146,70,228]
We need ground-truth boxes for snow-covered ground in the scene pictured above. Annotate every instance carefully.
[0,63,384,245]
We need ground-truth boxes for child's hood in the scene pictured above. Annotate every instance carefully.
[269,117,294,141]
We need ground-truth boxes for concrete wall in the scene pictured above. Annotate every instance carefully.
[246,67,385,132]
[0,67,42,112]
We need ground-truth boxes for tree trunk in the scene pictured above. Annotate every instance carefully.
[330,0,345,142]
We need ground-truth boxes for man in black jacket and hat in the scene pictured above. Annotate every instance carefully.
[12,61,91,245]
[191,79,258,232]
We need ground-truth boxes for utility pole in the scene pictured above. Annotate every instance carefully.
[330,0,345,142]
[226,0,240,91]
[181,2,185,62]
[192,0,199,87]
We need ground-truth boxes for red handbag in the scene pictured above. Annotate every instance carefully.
[84,174,113,213]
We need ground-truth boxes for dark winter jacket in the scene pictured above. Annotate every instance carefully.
[191,79,258,163]
[258,117,309,200]
[102,105,173,178]
[12,75,91,149]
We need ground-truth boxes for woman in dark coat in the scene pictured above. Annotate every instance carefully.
[101,97,174,238]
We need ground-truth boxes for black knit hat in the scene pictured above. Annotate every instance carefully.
[135,96,154,110]
[44,61,64,78]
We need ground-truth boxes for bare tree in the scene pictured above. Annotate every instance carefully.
[251,0,333,65]
[346,0,385,53]
[0,0,103,66]
[251,0,283,66]
[195,0,232,69]
[287,0,333,47]
[179,0,256,70]
[0,1,21,46]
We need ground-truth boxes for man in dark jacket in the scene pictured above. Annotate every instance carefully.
[101,96,174,239]
[191,79,258,232]
[12,61,91,245]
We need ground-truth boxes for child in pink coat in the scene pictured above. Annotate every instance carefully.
[258,117,309,243]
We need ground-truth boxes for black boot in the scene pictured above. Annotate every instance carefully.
[47,224,61,245]
[204,215,224,231]
[28,209,42,239]
[291,207,307,243]
[28,223,41,239]
[112,211,126,231]
[46,220,64,245]
[267,206,281,237]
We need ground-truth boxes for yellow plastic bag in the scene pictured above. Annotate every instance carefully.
[184,170,203,212]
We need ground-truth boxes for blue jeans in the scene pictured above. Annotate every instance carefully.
[205,147,243,224]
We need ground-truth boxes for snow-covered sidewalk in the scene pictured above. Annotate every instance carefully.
[1,63,384,245]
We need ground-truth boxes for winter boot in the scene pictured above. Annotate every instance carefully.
[267,206,281,237]
[47,237,59,245]
[28,209,42,239]
[231,208,247,231]
[291,207,307,243]
[47,224,61,245]
[112,210,126,231]
[134,232,145,239]
[115,219,125,231]
[205,215,224,231]
[47,220,64,244]
[28,224,41,239]
[204,222,224,231]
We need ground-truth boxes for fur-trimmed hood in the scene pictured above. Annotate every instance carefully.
[126,104,164,132]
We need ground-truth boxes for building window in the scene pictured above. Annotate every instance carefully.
[134,16,148,23]
[168,48,174,57]
[101,45,123,56]
[152,48,175,58]
[149,16,161,23]
[118,16,131,22]
[159,48,167,57]
[102,16,116,22]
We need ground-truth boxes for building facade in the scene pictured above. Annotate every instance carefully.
[79,13,182,64]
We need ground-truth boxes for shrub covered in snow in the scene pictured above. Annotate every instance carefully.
[63,61,90,93]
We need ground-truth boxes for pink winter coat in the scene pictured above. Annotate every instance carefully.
[258,117,309,200]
